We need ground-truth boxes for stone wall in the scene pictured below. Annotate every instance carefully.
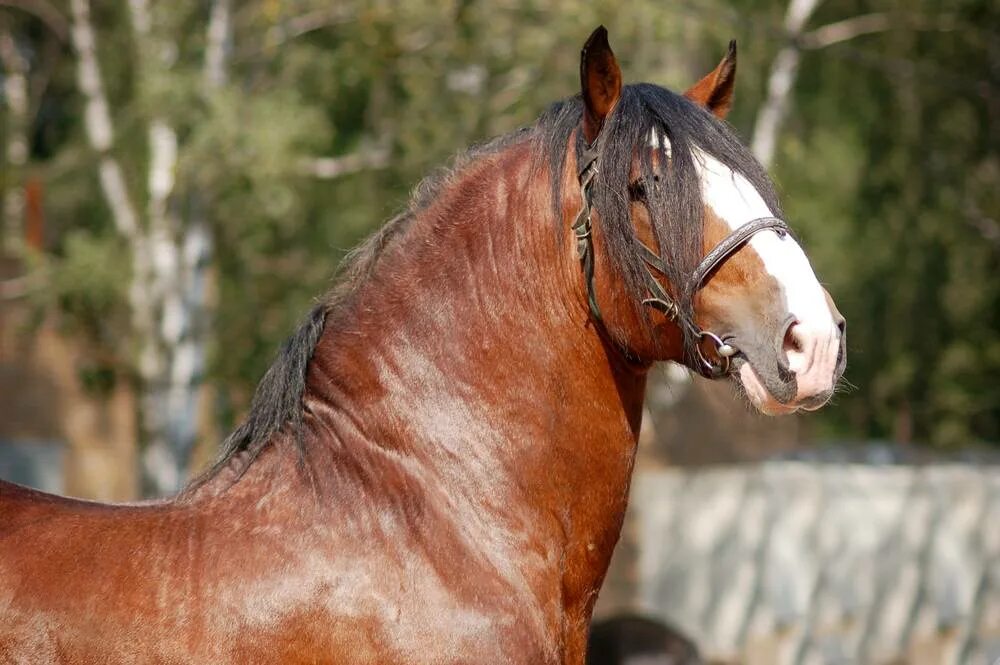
[615,463,1000,665]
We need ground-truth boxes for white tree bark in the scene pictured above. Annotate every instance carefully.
[751,3,897,169]
[69,0,150,339]
[70,0,173,492]
[140,119,183,494]
[750,0,824,168]
[139,0,233,494]
[152,0,231,493]
[204,0,230,89]
[71,0,219,495]
[123,0,190,495]
[0,26,29,248]
[162,0,230,483]
[68,0,140,238]
[71,0,371,495]
[124,0,235,496]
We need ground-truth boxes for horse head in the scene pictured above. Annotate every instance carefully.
[569,27,846,415]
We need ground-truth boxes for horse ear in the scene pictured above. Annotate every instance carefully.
[580,26,622,144]
[684,40,737,118]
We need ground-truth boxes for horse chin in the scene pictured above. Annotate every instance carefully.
[735,361,798,416]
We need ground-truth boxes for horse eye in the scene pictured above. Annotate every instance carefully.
[628,181,646,201]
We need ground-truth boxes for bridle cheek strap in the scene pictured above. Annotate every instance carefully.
[572,141,790,379]
[572,145,603,323]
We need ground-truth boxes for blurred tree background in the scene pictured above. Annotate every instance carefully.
[1,0,997,495]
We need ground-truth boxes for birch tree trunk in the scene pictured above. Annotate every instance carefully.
[0,25,30,250]
[69,0,162,494]
[68,0,139,237]
[70,0,231,496]
[129,0,231,495]
[70,0,383,495]
[750,0,823,167]
[154,0,230,493]
[126,0,185,495]
[751,2,895,169]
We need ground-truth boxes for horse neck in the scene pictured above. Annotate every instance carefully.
[222,140,648,608]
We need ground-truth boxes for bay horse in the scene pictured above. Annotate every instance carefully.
[0,27,845,664]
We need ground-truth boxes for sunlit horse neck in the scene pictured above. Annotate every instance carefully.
[185,119,652,645]
[0,27,844,665]
[193,123,647,555]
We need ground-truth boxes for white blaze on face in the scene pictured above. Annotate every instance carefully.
[649,128,839,406]
[690,146,832,327]
[649,127,830,327]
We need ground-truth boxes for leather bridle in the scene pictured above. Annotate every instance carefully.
[571,140,790,378]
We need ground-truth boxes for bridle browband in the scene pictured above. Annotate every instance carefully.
[571,139,790,378]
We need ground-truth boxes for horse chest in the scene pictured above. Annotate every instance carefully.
[270,547,566,664]
[127,514,555,664]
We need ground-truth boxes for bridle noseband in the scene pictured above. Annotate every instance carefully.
[571,140,790,379]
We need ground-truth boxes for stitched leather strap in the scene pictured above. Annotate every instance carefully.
[687,217,789,292]
[632,217,789,325]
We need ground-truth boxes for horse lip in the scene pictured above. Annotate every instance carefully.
[798,390,834,412]
[733,355,799,415]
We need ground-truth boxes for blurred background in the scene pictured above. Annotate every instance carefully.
[0,0,997,663]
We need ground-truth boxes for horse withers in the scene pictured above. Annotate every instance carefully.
[0,27,844,665]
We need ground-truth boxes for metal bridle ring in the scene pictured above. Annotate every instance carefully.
[695,330,736,378]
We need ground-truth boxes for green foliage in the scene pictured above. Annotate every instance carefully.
[49,231,127,316]
[771,0,1000,445]
[6,0,998,447]
[26,230,130,371]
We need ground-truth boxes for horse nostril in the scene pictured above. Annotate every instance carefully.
[782,320,802,354]
[782,320,814,377]
[836,323,847,369]
[834,316,847,371]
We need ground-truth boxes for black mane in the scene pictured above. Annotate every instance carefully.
[189,83,780,490]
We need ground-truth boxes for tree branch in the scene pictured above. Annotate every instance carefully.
[300,145,391,180]
[266,7,354,48]
[233,7,354,61]
[800,13,892,49]
[750,0,824,167]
